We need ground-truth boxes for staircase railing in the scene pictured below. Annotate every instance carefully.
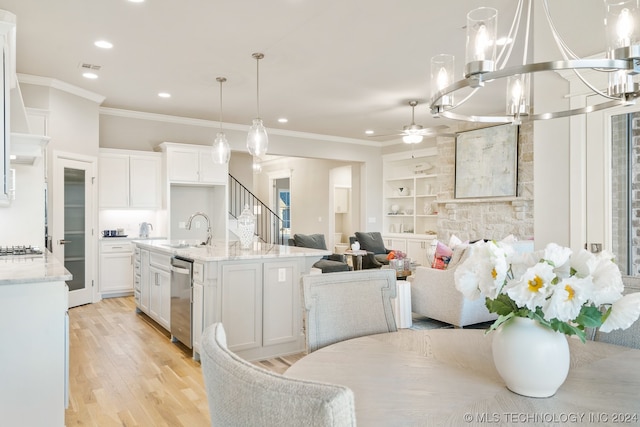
[229,174,288,245]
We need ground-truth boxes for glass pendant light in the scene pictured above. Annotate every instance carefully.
[247,53,268,157]
[212,77,231,164]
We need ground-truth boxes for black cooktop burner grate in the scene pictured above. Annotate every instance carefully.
[0,245,44,256]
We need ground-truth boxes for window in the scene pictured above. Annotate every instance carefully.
[611,112,638,275]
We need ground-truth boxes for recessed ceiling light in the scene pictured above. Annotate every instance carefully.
[158,92,171,98]
[82,72,98,79]
[128,0,145,3]
[277,118,288,123]
[365,130,374,135]
[94,40,113,49]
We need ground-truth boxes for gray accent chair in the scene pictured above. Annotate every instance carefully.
[289,233,351,273]
[302,269,398,353]
[200,322,357,427]
[409,247,498,327]
[593,275,640,349]
[351,232,392,269]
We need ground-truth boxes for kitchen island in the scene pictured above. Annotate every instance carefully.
[0,251,72,427]
[133,239,330,361]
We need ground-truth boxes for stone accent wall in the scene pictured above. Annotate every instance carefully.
[434,122,534,243]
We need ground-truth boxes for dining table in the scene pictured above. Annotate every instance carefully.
[285,329,640,426]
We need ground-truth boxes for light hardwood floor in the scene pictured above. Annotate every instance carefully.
[65,296,304,426]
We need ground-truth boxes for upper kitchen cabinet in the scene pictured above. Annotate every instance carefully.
[0,11,15,207]
[99,148,161,209]
[158,142,228,185]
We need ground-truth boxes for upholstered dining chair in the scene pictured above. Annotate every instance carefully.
[301,269,398,352]
[200,322,357,427]
[593,275,640,349]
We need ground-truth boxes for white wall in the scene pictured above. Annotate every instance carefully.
[254,156,360,241]
[0,161,45,245]
[0,80,101,246]
[99,110,384,234]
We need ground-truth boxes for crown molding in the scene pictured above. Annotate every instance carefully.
[99,107,382,147]
[17,73,106,104]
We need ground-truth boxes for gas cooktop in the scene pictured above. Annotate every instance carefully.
[0,245,44,256]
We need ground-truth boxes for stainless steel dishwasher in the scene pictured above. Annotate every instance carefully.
[170,256,193,348]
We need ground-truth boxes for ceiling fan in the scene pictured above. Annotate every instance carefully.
[371,100,451,143]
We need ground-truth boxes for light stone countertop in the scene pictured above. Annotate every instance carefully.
[0,251,72,285]
[133,239,331,262]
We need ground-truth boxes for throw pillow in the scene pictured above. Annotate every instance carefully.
[431,240,453,270]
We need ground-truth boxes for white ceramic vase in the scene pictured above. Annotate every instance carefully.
[491,317,570,398]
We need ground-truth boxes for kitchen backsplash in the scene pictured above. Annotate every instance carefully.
[99,209,167,238]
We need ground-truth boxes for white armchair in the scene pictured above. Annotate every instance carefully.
[409,248,497,328]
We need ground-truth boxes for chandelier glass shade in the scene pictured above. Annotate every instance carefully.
[247,53,269,157]
[429,0,640,124]
[212,77,231,164]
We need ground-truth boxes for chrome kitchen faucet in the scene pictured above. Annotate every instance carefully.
[186,211,212,246]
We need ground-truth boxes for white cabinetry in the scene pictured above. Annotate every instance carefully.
[334,187,350,213]
[98,149,161,208]
[136,249,170,330]
[406,238,435,267]
[135,248,150,313]
[99,240,134,297]
[220,259,301,361]
[148,252,171,329]
[192,261,205,359]
[159,142,227,184]
[383,148,439,267]
[0,12,15,207]
[0,279,68,426]
[383,148,438,236]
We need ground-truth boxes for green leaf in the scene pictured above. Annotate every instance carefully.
[486,294,516,315]
[485,313,515,334]
[575,305,605,328]
[551,321,587,343]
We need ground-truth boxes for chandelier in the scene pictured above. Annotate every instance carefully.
[212,77,231,164]
[429,0,640,124]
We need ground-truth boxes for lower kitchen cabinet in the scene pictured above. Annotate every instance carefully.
[0,280,68,427]
[148,264,171,330]
[136,248,150,313]
[136,250,171,330]
[99,240,134,297]
[219,259,302,361]
[134,241,316,362]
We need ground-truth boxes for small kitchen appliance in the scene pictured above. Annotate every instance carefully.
[139,222,153,238]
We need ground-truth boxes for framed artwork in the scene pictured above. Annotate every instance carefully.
[455,124,518,199]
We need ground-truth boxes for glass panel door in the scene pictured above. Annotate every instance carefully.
[63,167,86,292]
[53,156,94,308]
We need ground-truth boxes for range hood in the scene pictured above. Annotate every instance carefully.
[9,82,49,165]
[10,132,50,165]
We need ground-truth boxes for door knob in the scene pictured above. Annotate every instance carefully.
[58,239,71,245]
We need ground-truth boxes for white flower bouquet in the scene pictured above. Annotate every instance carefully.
[454,238,640,342]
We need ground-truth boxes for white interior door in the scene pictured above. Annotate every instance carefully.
[52,154,95,308]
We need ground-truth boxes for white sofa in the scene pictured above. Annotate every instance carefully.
[409,247,498,328]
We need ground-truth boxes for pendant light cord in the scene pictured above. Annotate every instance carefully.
[216,76,227,131]
[252,53,264,118]
[256,55,260,118]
